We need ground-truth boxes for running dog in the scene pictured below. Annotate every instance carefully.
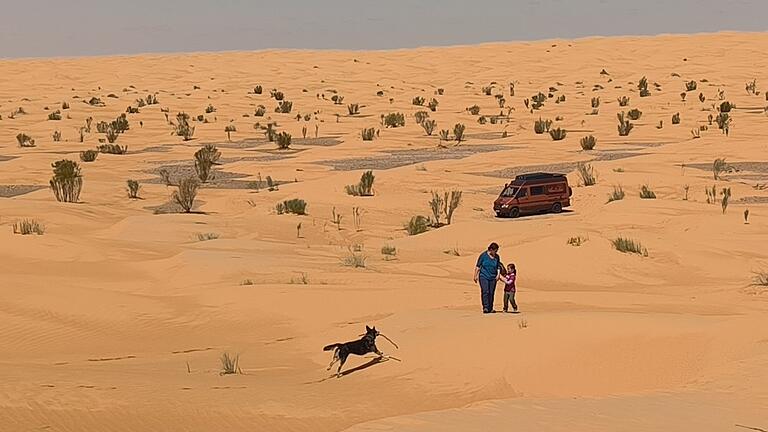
[323,326,397,377]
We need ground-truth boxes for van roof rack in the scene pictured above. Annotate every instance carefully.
[514,172,565,181]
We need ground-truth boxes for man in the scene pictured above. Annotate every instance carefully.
[474,242,505,314]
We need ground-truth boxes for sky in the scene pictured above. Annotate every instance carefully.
[0,0,765,58]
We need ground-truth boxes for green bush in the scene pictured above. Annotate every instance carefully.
[174,112,195,140]
[275,101,293,113]
[194,144,221,183]
[80,150,99,162]
[405,215,430,235]
[627,108,642,120]
[414,111,430,125]
[276,132,292,149]
[422,119,437,136]
[276,198,307,215]
[453,123,466,142]
[580,135,596,150]
[49,159,82,203]
[172,177,200,213]
[383,112,405,128]
[126,179,140,198]
[534,118,552,134]
[549,128,567,141]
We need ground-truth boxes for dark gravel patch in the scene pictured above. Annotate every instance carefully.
[686,161,768,174]
[217,136,342,149]
[737,196,768,204]
[480,151,645,179]
[136,145,173,153]
[319,144,506,171]
[143,163,290,190]
[465,131,507,141]
[0,184,46,198]
[144,199,207,215]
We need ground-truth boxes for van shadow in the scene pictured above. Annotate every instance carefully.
[496,209,575,220]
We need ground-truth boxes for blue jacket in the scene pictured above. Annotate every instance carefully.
[476,251,502,280]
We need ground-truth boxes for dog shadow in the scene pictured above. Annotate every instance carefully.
[305,356,392,384]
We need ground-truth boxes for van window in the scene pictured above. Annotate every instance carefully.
[517,188,528,198]
[501,186,518,197]
[530,186,545,196]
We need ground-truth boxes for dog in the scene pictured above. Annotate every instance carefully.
[323,326,385,377]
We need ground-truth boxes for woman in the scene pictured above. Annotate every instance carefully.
[474,242,505,314]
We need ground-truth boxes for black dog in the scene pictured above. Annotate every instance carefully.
[324,326,384,377]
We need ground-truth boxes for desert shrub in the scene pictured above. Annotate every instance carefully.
[639,184,656,199]
[381,244,397,259]
[61,101,70,110]
[617,112,634,136]
[549,128,567,141]
[205,104,216,114]
[672,113,680,124]
[105,126,120,143]
[745,79,758,95]
[253,85,263,94]
[331,95,345,105]
[49,159,82,203]
[412,96,425,106]
[13,219,45,235]
[174,112,195,140]
[276,198,307,215]
[87,97,104,106]
[453,123,466,142]
[172,177,200,213]
[146,94,158,105]
[721,187,731,214]
[438,129,450,140]
[342,248,367,268]
[136,98,146,108]
[422,119,437,136]
[531,92,546,109]
[612,237,648,255]
[361,127,377,141]
[719,101,734,112]
[345,170,375,196]
[414,111,430,125]
[627,108,642,120]
[467,105,481,115]
[405,215,430,235]
[275,100,293,113]
[607,185,625,202]
[52,130,62,142]
[685,80,697,91]
[347,103,360,115]
[98,143,128,154]
[617,96,630,106]
[112,114,129,133]
[126,106,139,114]
[567,236,587,246]
[48,110,62,120]
[276,132,292,149]
[478,116,487,125]
[194,144,221,183]
[254,105,267,117]
[427,98,439,111]
[713,158,732,180]
[577,162,596,186]
[383,112,405,128]
[80,150,99,162]
[16,133,35,147]
[444,190,462,224]
[197,232,219,241]
[591,97,600,108]
[224,124,236,141]
[715,112,731,133]
[638,76,650,97]
[534,118,552,134]
[126,179,140,198]
[580,135,596,150]
[219,352,241,375]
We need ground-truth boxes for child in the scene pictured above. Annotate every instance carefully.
[501,263,518,313]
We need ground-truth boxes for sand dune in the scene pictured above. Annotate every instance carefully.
[1,32,767,431]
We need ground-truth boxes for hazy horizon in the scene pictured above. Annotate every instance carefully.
[1,0,766,59]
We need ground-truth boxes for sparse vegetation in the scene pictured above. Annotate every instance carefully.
[713,158,732,180]
[276,132,292,149]
[383,112,405,128]
[13,219,45,235]
[275,100,293,113]
[172,177,200,213]
[254,105,267,116]
[414,111,430,125]
[174,112,195,140]
[405,215,430,235]
[591,97,600,108]
[607,185,625,202]
[126,180,140,199]
[534,118,552,134]
[453,123,466,143]
[639,185,656,199]
[48,110,62,121]
[16,133,35,148]
[421,119,437,136]
[638,76,650,97]
[80,150,98,162]
[52,130,62,142]
[347,103,360,115]
[577,162,596,186]
[345,170,375,196]
[627,108,642,120]
[549,128,567,141]
[612,236,648,256]
[715,112,731,134]
[672,113,680,124]
[412,96,425,106]
[685,80,697,91]
[567,236,587,246]
[580,135,596,150]
[224,124,236,141]
[276,198,307,215]
[721,187,731,214]
[342,247,367,268]
[197,232,219,241]
[427,98,439,112]
[617,112,634,136]
[194,144,221,183]
[719,101,734,112]
[467,105,481,115]
[49,159,83,203]
[381,244,397,259]
[219,352,242,375]
[361,127,377,141]
[617,96,630,106]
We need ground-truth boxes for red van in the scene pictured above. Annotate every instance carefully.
[493,172,572,218]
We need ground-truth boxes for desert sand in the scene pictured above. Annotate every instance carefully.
[1,32,767,431]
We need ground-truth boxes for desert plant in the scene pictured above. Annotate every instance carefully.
[253,85,263,94]
[438,129,450,141]
[205,104,216,114]
[591,97,600,108]
[531,92,547,109]
[13,219,45,235]
[52,130,62,142]
[607,185,625,202]
[275,131,292,149]
[275,100,293,113]
[627,108,642,120]
[172,177,200,213]
[79,149,98,162]
[617,112,634,136]
[87,97,104,106]
[383,112,405,128]
[567,236,587,246]
[577,162,596,186]
[331,95,344,105]
[194,144,221,183]
[414,111,430,125]
[412,96,425,106]
[428,191,445,226]
[342,247,367,268]
[719,101,734,112]
[672,113,680,124]
[48,110,62,120]
[16,133,35,147]
[347,103,360,115]
[224,124,236,141]
[467,105,481,115]
[549,128,567,141]
[219,352,241,375]
[97,143,128,154]
[685,80,697,91]
[638,76,650,97]
[746,79,758,95]
[405,215,430,235]
[61,101,70,110]
[453,123,466,142]
[705,185,717,204]
[381,244,397,259]
[276,198,307,215]
[49,159,82,203]
[617,96,630,106]
[345,171,375,196]
[427,98,439,112]
[715,112,730,134]
[744,209,750,224]
[352,207,363,232]
[534,118,552,134]
[126,106,139,114]
[639,184,656,199]
[105,125,120,143]
[444,190,462,224]
[331,207,343,230]
[361,127,377,141]
[174,112,195,140]
[408,117,431,138]
[612,236,648,255]
[254,105,267,117]
[721,187,732,214]
[580,135,596,150]
[713,158,733,180]
[126,179,140,198]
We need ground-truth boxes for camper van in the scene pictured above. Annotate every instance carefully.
[493,172,572,218]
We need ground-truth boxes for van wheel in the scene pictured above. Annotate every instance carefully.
[551,202,563,213]
[509,208,520,218]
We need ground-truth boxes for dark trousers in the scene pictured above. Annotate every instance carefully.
[503,290,517,311]
[479,278,497,312]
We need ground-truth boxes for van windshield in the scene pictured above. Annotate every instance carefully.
[501,186,518,197]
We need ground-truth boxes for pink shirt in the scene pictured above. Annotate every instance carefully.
[503,272,516,292]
